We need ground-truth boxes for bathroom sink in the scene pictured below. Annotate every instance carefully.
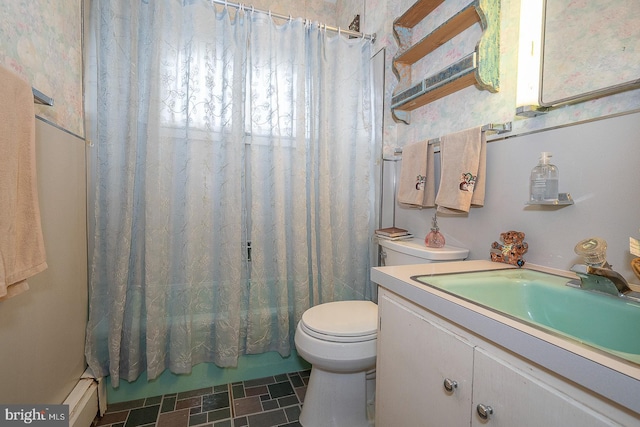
[412,269,640,364]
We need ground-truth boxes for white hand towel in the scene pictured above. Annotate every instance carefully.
[435,127,486,214]
[0,66,48,300]
[397,141,435,208]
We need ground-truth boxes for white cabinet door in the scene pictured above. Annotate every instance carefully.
[377,291,474,427]
[472,347,617,427]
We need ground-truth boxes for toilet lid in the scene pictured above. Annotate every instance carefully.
[300,301,378,343]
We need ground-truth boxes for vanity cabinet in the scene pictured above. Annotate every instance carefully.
[471,348,614,426]
[376,289,474,426]
[376,289,621,426]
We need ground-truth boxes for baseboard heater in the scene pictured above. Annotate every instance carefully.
[63,368,107,427]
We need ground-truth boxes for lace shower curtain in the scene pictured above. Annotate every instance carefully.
[85,0,375,386]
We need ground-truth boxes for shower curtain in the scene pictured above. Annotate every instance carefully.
[84,0,375,387]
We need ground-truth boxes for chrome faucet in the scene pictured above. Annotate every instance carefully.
[568,264,640,303]
[568,237,640,302]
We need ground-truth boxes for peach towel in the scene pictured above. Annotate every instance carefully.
[436,127,486,214]
[397,140,435,208]
[0,66,47,300]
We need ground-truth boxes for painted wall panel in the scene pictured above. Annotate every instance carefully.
[0,120,88,404]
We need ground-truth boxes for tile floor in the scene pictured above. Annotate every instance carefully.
[95,370,309,427]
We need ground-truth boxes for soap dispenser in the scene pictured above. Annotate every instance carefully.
[425,214,445,248]
[529,152,559,202]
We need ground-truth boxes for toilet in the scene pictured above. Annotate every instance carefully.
[295,237,469,427]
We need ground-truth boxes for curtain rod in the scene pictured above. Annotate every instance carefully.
[210,0,376,42]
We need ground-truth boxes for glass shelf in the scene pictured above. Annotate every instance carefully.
[526,193,574,206]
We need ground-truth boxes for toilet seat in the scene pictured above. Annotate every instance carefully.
[300,300,377,343]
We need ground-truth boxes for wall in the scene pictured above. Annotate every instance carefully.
[390,112,640,279]
[364,0,640,283]
[234,0,336,24]
[363,0,640,148]
[0,0,87,405]
[0,0,83,137]
[0,120,88,404]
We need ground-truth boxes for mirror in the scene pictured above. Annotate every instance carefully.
[540,0,640,107]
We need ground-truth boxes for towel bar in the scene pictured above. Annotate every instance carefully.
[32,88,53,106]
[392,121,512,154]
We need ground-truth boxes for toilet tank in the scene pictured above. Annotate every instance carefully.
[378,238,469,266]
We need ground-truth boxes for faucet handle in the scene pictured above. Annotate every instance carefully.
[574,237,608,267]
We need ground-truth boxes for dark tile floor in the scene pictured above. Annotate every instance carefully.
[95,370,309,427]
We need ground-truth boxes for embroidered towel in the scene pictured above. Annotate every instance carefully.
[397,140,435,208]
[435,127,486,214]
[0,66,48,300]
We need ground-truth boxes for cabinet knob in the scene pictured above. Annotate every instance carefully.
[476,403,494,420]
[443,378,458,393]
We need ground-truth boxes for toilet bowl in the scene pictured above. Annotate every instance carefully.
[295,300,377,427]
[295,238,469,427]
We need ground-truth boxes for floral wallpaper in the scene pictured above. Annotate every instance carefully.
[356,0,640,155]
[2,0,636,146]
[0,0,83,137]
[0,0,339,140]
